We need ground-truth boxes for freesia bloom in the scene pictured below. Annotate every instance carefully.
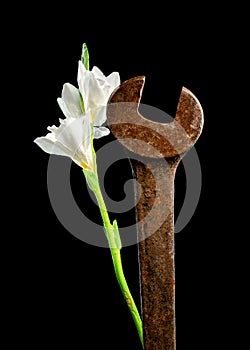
[77,61,120,124]
[57,62,120,139]
[34,112,94,171]
[34,63,120,170]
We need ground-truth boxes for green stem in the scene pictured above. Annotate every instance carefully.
[94,183,112,228]
[94,182,144,347]
[110,247,144,347]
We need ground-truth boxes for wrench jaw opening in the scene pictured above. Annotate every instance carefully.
[107,77,204,350]
[107,77,204,159]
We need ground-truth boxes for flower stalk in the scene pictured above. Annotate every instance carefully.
[85,165,143,346]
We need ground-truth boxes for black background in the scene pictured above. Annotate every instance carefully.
[13,3,243,350]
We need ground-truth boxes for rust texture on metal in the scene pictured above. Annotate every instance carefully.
[134,158,179,349]
[107,77,204,350]
[107,76,203,158]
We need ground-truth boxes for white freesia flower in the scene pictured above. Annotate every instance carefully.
[57,62,120,139]
[34,61,120,170]
[34,54,120,171]
[77,61,120,116]
[34,112,95,171]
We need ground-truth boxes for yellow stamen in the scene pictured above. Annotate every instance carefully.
[80,162,93,171]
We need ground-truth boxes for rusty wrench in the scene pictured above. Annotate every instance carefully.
[107,76,204,349]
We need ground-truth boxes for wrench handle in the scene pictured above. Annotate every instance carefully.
[134,158,180,350]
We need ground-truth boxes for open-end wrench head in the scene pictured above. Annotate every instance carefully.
[107,76,204,158]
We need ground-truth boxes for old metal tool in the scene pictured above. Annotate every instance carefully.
[107,76,204,349]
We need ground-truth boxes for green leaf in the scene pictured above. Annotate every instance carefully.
[81,43,90,70]
[104,222,122,250]
[112,220,122,250]
[83,170,98,192]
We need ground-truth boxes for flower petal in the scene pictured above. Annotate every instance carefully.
[93,106,107,127]
[94,126,110,139]
[79,71,107,111]
[34,134,73,158]
[61,83,82,118]
[57,98,71,119]
[77,61,87,87]
[92,66,106,80]
[106,72,120,90]
[73,113,94,170]
[55,117,88,157]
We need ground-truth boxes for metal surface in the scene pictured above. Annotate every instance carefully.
[107,76,204,349]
